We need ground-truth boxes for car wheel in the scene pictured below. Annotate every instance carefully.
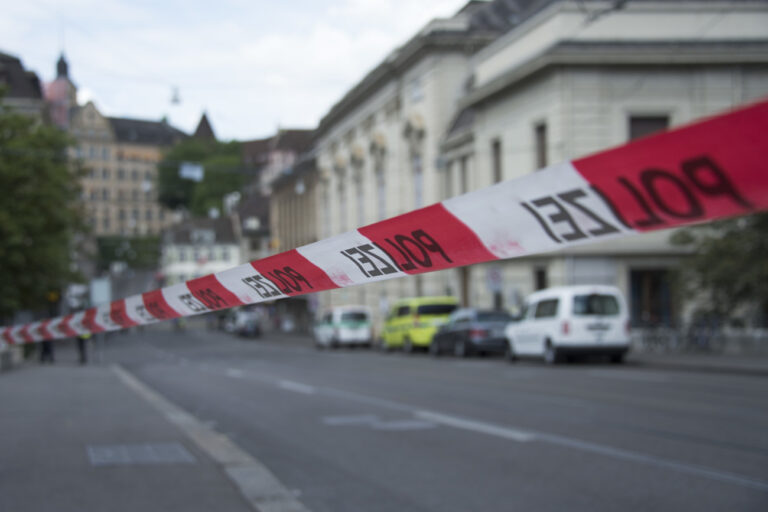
[609,353,625,364]
[430,340,441,357]
[403,337,414,354]
[454,340,468,358]
[544,341,560,365]
[506,340,518,363]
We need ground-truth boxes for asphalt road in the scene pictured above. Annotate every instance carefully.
[106,328,768,512]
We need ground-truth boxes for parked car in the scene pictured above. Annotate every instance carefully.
[380,296,458,352]
[314,306,373,348]
[223,307,262,338]
[505,285,630,364]
[431,308,515,357]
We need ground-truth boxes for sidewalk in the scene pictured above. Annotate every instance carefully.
[0,349,256,512]
[628,351,768,377]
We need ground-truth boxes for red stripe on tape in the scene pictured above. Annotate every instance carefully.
[110,300,139,328]
[187,275,244,310]
[2,327,14,345]
[59,315,77,337]
[251,249,338,296]
[358,203,497,274]
[82,308,105,334]
[39,320,53,340]
[142,289,182,320]
[19,325,34,343]
[573,100,768,232]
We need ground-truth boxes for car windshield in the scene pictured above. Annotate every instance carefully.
[341,312,368,322]
[573,294,620,316]
[416,304,457,315]
[477,311,513,322]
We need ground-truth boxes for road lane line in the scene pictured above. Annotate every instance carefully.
[536,432,768,492]
[278,380,317,395]
[226,368,244,378]
[414,410,536,442]
[113,365,312,512]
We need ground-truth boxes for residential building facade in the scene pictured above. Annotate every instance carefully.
[0,51,47,120]
[161,217,241,285]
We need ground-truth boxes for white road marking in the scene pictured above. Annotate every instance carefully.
[322,414,435,431]
[278,380,316,395]
[113,365,311,512]
[225,368,244,379]
[587,369,668,383]
[414,410,535,442]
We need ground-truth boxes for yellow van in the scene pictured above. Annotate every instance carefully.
[380,296,458,352]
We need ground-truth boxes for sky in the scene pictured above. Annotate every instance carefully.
[2,0,470,140]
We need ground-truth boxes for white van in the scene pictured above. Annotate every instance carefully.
[505,285,630,364]
[313,306,373,348]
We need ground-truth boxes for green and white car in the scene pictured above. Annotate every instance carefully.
[314,306,373,348]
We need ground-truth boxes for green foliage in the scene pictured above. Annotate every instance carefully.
[96,236,160,272]
[158,139,244,216]
[0,99,86,321]
[670,213,768,322]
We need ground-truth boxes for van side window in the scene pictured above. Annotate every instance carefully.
[396,306,410,317]
[534,299,559,318]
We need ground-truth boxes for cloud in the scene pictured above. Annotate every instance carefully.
[2,0,469,139]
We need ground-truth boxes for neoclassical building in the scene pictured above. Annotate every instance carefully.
[313,1,517,322]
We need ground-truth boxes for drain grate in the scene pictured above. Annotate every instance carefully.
[87,443,196,466]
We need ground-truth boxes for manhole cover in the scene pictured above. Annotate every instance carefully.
[87,443,196,466]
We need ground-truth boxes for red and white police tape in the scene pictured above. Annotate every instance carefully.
[3,99,768,345]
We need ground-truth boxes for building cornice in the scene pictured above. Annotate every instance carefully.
[462,40,768,109]
[317,30,499,138]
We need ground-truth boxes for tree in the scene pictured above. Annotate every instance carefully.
[670,213,768,325]
[158,138,245,216]
[0,95,86,321]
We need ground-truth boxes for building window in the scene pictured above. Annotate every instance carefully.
[375,159,386,221]
[491,138,502,183]
[442,162,453,200]
[90,190,98,200]
[145,209,153,220]
[629,115,669,141]
[89,146,96,159]
[118,209,125,220]
[117,168,125,180]
[178,249,186,262]
[159,210,165,221]
[103,217,110,230]
[102,189,109,200]
[102,147,109,160]
[131,209,139,220]
[412,154,423,209]
[338,182,347,232]
[534,122,547,170]
[459,156,468,194]
[131,169,139,181]
[355,176,364,227]
[145,170,152,180]
[102,168,110,179]
[132,189,139,201]
[534,266,548,291]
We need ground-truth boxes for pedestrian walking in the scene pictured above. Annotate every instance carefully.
[39,340,55,364]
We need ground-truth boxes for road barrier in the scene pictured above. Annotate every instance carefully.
[3,99,768,344]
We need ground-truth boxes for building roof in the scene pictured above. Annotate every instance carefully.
[236,194,270,236]
[163,216,238,245]
[108,116,187,146]
[316,0,527,136]
[193,113,216,141]
[271,152,316,191]
[0,52,43,100]
[242,136,272,167]
[274,129,314,152]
